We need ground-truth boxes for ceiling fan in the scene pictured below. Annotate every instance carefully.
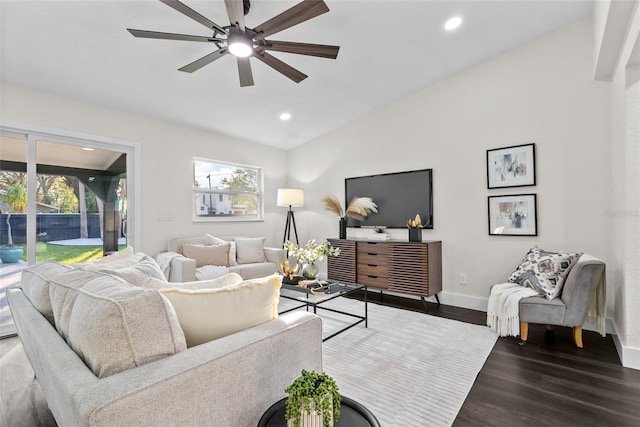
[127,0,340,87]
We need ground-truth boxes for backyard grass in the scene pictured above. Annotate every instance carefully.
[20,242,127,263]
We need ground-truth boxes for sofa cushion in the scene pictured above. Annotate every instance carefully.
[235,237,266,264]
[229,263,278,280]
[182,242,230,268]
[142,272,243,290]
[20,261,74,323]
[508,246,582,300]
[205,234,239,266]
[160,274,282,347]
[195,265,231,280]
[86,253,166,286]
[49,271,187,378]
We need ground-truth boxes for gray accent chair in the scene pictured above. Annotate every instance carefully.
[519,254,605,348]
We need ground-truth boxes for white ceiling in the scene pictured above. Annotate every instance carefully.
[1,0,593,150]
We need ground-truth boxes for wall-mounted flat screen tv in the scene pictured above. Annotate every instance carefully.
[345,169,433,229]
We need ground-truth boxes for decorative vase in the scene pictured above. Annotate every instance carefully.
[408,228,422,242]
[287,399,334,427]
[301,262,319,280]
[0,246,24,263]
[338,217,347,239]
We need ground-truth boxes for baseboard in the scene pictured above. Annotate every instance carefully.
[611,319,640,370]
[436,291,489,312]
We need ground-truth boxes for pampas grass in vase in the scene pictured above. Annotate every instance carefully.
[321,194,378,239]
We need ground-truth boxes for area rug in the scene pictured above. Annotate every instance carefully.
[278,296,498,426]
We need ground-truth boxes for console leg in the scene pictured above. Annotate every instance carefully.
[421,297,428,312]
[434,293,440,305]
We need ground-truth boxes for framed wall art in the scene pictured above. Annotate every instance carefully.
[488,194,537,236]
[486,143,536,189]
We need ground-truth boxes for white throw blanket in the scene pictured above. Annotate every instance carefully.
[487,283,539,337]
[586,265,607,337]
[155,251,183,280]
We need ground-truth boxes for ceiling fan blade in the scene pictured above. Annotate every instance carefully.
[237,57,254,87]
[127,29,224,43]
[254,0,329,41]
[160,0,226,34]
[224,0,245,31]
[178,49,228,73]
[262,40,339,59]
[254,52,307,83]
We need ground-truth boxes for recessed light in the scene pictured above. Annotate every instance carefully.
[279,112,292,121]
[444,16,462,31]
[82,147,94,151]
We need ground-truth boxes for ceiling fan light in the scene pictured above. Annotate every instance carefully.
[227,31,253,57]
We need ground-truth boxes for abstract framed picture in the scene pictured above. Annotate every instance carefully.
[488,194,537,236]
[486,143,536,189]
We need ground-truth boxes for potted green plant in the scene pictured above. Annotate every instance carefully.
[285,370,341,427]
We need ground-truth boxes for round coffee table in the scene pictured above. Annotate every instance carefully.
[257,395,381,427]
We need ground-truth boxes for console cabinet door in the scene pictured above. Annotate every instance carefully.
[388,242,442,297]
[328,239,356,283]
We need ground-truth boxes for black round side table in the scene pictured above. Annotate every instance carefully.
[257,395,381,427]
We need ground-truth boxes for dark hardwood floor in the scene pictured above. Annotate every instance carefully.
[350,290,640,427]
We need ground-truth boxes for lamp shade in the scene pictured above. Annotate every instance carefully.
[277,188,304,207]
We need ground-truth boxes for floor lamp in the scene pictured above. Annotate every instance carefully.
[277,188,304,246]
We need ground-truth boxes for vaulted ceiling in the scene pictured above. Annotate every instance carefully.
[1,0,593,150]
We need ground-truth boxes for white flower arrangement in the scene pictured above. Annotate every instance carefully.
[283,239,340,264]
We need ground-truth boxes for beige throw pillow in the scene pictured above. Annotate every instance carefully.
[49,273,186,378]
[160,274,282,347]
[205,234,238,266]
[182,243,230,268]
[142,272,243,290]
[235,237,266,264]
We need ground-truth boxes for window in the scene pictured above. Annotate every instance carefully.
[192,158,263,221]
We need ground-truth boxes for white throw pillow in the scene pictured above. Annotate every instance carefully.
[160,274,282,347]
[142,272,243,290]
[228,241,239,266]
[235,237,266,264]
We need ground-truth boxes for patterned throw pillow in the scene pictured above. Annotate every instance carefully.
[508,246,582,300]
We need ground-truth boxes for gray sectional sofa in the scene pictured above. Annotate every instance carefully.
[8,257,322,427]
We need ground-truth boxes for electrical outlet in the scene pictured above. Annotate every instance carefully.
[459,273,468,285]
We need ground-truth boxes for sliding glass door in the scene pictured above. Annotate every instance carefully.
[1,128,137,338]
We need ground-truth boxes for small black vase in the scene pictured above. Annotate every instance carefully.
[339,217,347,239]
[408,228,422,242]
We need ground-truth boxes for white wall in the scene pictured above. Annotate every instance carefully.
[0,83,289,255]
[288,18,612,310]
[607,0,640,368]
